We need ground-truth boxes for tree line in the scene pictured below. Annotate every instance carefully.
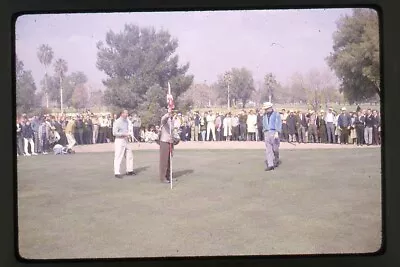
[16,8,379,125]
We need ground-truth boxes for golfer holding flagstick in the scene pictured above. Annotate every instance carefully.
[159,82,176,187]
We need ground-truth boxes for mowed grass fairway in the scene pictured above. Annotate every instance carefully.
[17,148,382,259]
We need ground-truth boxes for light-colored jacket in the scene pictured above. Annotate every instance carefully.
[247,114,257,133]
[206,114,216,125]
[223,117,232,136]
[232,116,239,127]
[159,113,173,143]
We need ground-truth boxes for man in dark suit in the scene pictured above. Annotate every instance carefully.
[337,107,352,144]
[257,109,264,141]
[296,111,308,143]
[354,111,365,146]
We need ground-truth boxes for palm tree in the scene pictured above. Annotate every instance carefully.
[54,58,68,113]
[37,44,54,108]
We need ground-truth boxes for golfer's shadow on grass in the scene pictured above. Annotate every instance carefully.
[172,169,194,179]
[133,166,150,174]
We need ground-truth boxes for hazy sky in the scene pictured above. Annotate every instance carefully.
[15,9,353,90]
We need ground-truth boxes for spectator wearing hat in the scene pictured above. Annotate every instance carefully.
[337,107,352,144]
[325,107,335,144]
[262,102,282,171]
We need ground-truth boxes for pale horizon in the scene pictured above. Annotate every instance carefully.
[15,9,355,91]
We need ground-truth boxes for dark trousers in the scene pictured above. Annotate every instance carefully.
[239,123,247,141]
[372,126,379,145]
[17,135,24,155]
[98,127,106,143]
[326,122,335,144]
[308,125,318,143]
[340,128,350,144]
[84,130,93,144]
[180,127,186,141]
[216,129,222,141]
[319,126,327,143]
[232,126,239,141]
[258,127,264,141]
[77,129,84,145]
[40,134,49,152]
[356,126,364,145]
[133,127,140,141]
[159,141,173,181]
[248,132,256,141]
[33,131,40,153]
[281,124,288,141]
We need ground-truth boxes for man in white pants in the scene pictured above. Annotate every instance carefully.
[113,110,135,179]
[206,111,216,141]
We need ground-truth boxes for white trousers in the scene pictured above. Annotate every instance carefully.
[66,133,76,149]
[24,138,35,155]
[206,123,216,141]
[114,138,134,175]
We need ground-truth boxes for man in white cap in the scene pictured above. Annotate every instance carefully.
[262,102,282,171]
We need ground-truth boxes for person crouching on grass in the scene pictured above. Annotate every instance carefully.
[262,102,282,171]
[113,110,135,179]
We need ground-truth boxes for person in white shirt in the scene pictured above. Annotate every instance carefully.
[325,107,336,144]
[113,110,134,179]
[223,113,233,141]
[231,115,240,141]
[206,111,216,141]
[333,112,341,144]
[246,110,258,141]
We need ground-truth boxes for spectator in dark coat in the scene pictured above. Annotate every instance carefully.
[286,110,297,142]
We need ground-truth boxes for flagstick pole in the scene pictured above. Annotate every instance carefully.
[170,119,173,190]
[168,82,173,190]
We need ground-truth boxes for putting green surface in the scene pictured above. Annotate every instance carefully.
[17,148,382,259]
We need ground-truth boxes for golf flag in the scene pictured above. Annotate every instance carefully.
[167,82,175,110]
